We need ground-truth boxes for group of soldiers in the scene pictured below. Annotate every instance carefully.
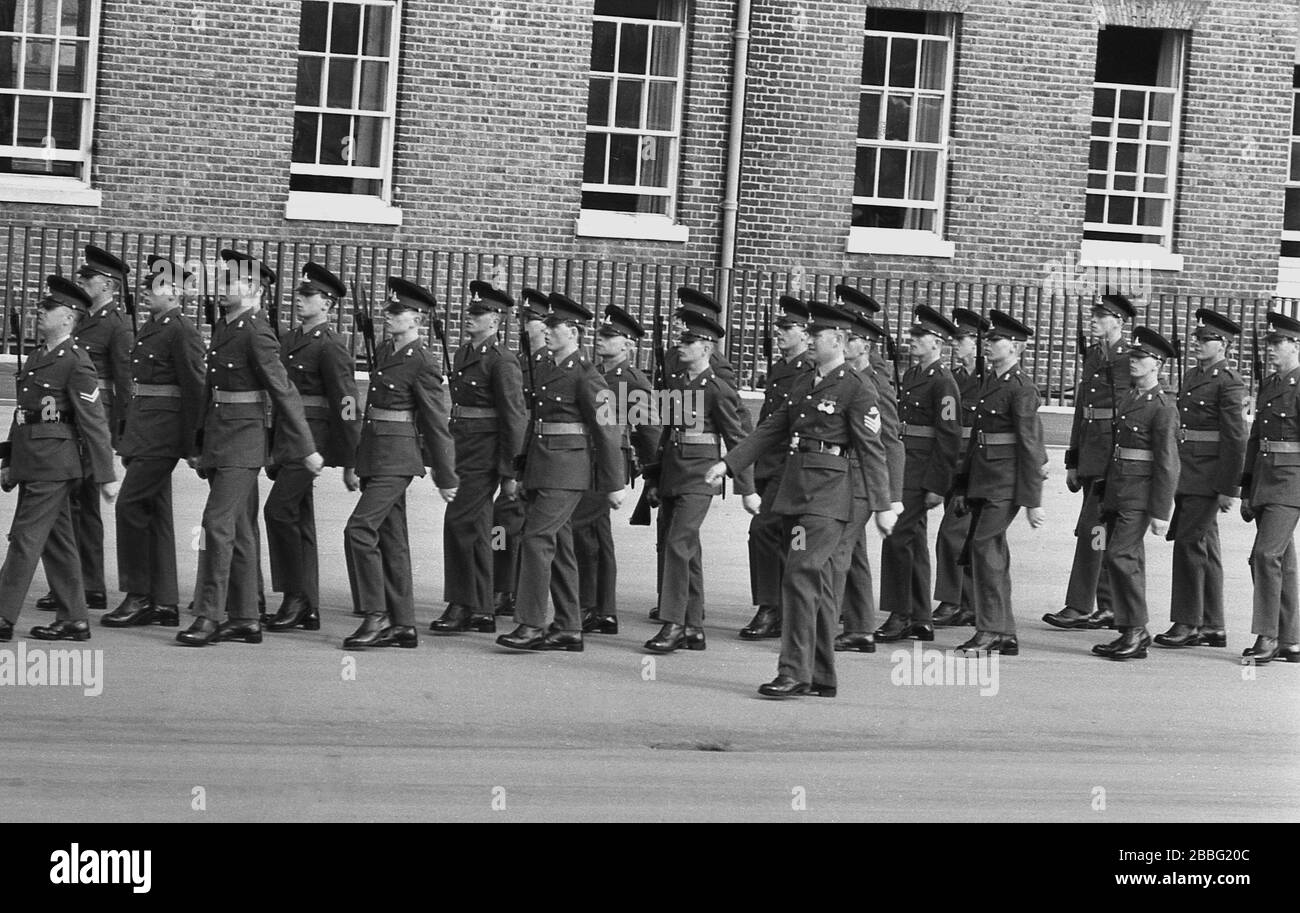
[1,244,1298,698]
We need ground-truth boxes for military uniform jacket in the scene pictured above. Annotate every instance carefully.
[118,307,206,461]
[275,323,361,469]
[2,339,114,483]
[356,338,458,487]
[1176,360,1247,497]
[725,365,890,522]
[1102,385,1179,520]
[853,358,904,502]
[754,351,814,483]
[521,350,622,493]
[898,361,963,495]
[1067,339,1131,477]
[74,302,132,448]
[647,365,755,498]
[598,355,659,484]
[664,346,753,435]
[449,337,526,479]
[1244,366,1300,508]
[958,365,1045,508]
[196,308,314,470]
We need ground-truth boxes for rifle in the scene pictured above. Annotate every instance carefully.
[880,302,901,392]
[353,275,377,372]
[763,298,773,381]
[630,283,667,526]
[974,315,986,384]
[1252,329,1265,409]
[123,286,138,335]
[8,305,23,372]
[515,315,538,476]
[267,276,281,340]
[1170,322,1184,396]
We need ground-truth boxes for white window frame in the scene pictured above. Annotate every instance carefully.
[1081,29,1185,270]
[0,0,102,206]
[848,12,956,259]
[577,3,688,243]
[286,0,402,225]
[1279,59,1300,297]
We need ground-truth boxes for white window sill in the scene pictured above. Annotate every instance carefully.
[1079,239,1183,272]
[847,227,954,258]
[285,191,403,226]
[575,210,688,243]
[0,176,101,207]
[1277,257,1300,299]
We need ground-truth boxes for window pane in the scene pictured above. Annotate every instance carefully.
[888,38,917,87]
[1294,93,1300,136]
[1148,124,1170,142]
[918,38,946,90]
[854,147,877,197]
[1087,172,1107,189]
[352,115,384,167]
[15,96,50,146]
[24,39,55,91]
[853,204,933,232]
[1085,193,1105,222]
[358,61,387,111]
[1144,145,1167,176]
[650,25,679,77]
[51,97,80,148]
[1088,141,1109,172]
[619,24,649,74]
[57,40,87,92]
[1143,177,1166,194]
[1107,196,1134,225]
[614,79,642,129]
[300,3,329,51]
[647,81,675,131]
[877,147,907,197]
[587,78,612,127]
[1286,189,1300,232]
[1114,174,1136,192]
[915,95,943,143]
[297,57,324,106]
[63,0,92,38]
[1117,121,1140,139]
[608,133,639,184]
[858,92,881,139]
[884,95,912,141]
[640,137,670,187]
[320,113,351,164]
[583,132,608,183]
[1292,142,1300,182]
[292,112,320,163]
[23,0,54,33]
[1092,88,1115,118]
[327,58,356,108]
[0,96,13,144]
[1118,89,1145,120]
[591,21,616,72]
[330,4,361,54]
[1137,197,1164,227]
[910,149,938,200]
[1115,143,1138,173]
[861,36,886,86]
[1091,120,1110,137]
[362,4,392,56]
[1148,92,1172,123]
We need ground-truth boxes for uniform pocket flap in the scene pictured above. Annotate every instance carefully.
[28,424,74,440]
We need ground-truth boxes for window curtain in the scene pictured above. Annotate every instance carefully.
[639,0,683,213]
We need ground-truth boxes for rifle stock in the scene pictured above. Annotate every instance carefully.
[8,307,23,372]
[353,275,377,373]
[630,283,666,526]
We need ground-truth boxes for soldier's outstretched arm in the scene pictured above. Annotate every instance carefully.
[413,355,459,494]
[250,321,316,467]
[68,351,116,489]
[1217,370,1248,503]
[1148,402,1179,525]
[1013,382,1045,512]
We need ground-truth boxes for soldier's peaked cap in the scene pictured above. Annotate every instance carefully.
[987,309,1033,341]
[519,288,551,320]
[146,254,194,287]
[677,307,724,341]
[1130,326,1177,361]
[776,295,810,326]
[834,284,881,314]
[911,304,959,340]
[848,310,888,341]
[951,307,991,337]
[385,276,437,313]
[1193,308,1241,339]
[220,249,278,288]
[1265,310,1300,342]
[469,280,514,312]
[78,244,129,283]
[599,304,645,339]
[42,274,93,316]
[1093,293,1136,320]
[807,300,856,334]
[297,262,347,300]
[545,292,593,325]
[677,286,721,316]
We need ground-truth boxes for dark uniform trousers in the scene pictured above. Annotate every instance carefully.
[1169,494,1224,628]
[747,477,785,606]
[59,477,106,595]
[345,475,415,626]
[879,494,933,624]
[1105,507,1152,628]
[492,494,524,596]
[115,458,180,605]
[1250,506,1300,641]
[515,489,585,631]
[264,467,318,608]
[573,490,616,614]
[194,468,262,621]
[830,486,875,634]
[966,500,1021,636]
[934,491,972,607]
[444,458,502,613]
[785,514,846,688]
[657,493,712,626]
[0,481,87,623]
[1066,482,1113,614]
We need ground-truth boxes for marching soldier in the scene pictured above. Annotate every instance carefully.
[740,295,813,641]
[177,250,322,647]
[430,280,525,635]
[573,305,658,635]
[1239,311,1300,665]
[1091,328,1179,661]
[262,263,361,632]
[495,293,623,652]
[951,310,1047,656]
[1154,309,1246,649]
[491,288,549,618]
[0,278,117,642]
[35,245,132,614]
[875,306,963,643]
[102,256,206,629]
[343,278,459,649]
[835,284,896,391]
[710,301,895,697]
[642,307,758,652]
[933,307,989,627]
[1044,294,1134,631]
